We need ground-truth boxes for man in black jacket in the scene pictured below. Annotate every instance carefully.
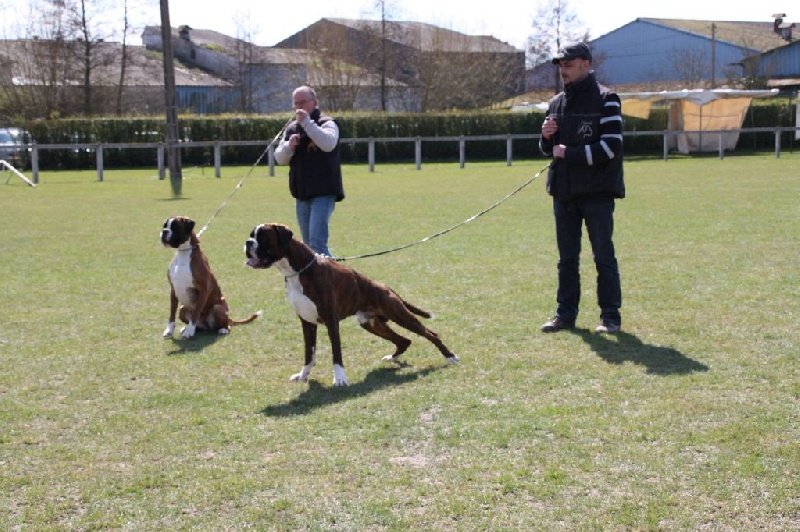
[275,86,344,257]
[539,42,625,334]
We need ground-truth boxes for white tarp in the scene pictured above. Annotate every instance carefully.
[618,89,779,153]
[796,101,800,141]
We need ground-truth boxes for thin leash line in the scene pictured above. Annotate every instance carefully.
[334,162,551,262]
[197,118,293,238]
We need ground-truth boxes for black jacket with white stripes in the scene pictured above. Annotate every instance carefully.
[539,72,625,201]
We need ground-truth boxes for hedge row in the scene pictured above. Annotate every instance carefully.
[18,103,796,169]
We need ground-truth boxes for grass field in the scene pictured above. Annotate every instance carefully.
[1,154,799,530]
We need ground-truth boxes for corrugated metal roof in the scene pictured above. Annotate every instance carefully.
[0,39,233,87]
[325,18,520,53]
[141,26,316,65]
[640,18,793,52]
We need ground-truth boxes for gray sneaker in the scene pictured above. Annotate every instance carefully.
[595,321,621,334]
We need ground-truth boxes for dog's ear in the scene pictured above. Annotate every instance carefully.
[274,224,292,251]
[186,218,196,233]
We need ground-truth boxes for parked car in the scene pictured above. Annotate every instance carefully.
[0,127,33,168]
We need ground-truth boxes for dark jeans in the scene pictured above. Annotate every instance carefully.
[553,196,622,324]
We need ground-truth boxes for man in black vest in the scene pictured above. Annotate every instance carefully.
[539,42,625,334]
[275,86,345,257]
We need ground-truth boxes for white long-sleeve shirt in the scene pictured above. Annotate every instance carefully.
[274,113,339,165]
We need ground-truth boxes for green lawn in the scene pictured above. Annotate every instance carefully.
[1,155,799,529]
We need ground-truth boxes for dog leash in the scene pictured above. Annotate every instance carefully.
[334,162,551,262]
[284,255,317,279]
[197,118,294,238]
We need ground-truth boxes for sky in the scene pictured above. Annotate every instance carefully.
[1,0,793,49]
[141,0,792,48]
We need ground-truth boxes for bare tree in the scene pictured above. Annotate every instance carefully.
[413,27,522,111]
[365,0,401,110]
[295,19,395,111]
[55,0,116,115]
[115,0,131,115]
[0,0,144,119]
[669,47,708,89]
[526,0,589,92]
[0,3,79,119]
[725,36,770,89]
[233,10,258,113]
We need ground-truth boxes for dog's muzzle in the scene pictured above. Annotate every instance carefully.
[244,238,274,269]
[160,229,172,247]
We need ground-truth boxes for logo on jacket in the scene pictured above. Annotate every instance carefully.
[578,121,593,139]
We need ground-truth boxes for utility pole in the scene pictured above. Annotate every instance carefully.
[159,0,182,196]
[710,23,716,89]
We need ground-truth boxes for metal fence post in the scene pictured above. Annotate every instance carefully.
[157,143,165,180]
[96,145,104,181]
[214,141,221,177]
[368,139,375,172]
[775,129,781,158]
[31,144,39,184]
[268,144,275,176]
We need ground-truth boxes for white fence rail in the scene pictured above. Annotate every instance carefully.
[19,126,800,184]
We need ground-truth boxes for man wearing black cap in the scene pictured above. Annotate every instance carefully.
[539,42,625,334]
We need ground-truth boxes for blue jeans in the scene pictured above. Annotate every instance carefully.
[296,195,336,256]
[553,196,622,324]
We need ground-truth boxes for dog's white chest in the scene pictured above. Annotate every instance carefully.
[285,277,319,323]
[169,250,195,305]
[274,257,319,323]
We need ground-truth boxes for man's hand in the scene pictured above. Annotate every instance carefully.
[541,116,558,140]
[295,109,310,127]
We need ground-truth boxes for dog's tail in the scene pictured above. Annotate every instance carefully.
[402,300,432,319]
[230,310,263,325]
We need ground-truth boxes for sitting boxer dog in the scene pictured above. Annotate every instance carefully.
[161,216,260,339]
[244,222,458,386]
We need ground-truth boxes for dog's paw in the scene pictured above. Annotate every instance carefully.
[290,362,315,383]
[290,363,313,382]
[333,365,349,386]
[446,355,459,365]
[181,322,197,339]
[217,328,230,335]
[163,322,176,337]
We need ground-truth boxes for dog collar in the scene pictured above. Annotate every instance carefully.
[284,255,317,280]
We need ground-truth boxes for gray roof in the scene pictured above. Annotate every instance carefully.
[322,18,521,53]
[141,25,318,65]
[0,39,232,87]
[638,18,793,52]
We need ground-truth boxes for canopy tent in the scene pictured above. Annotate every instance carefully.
[619,89,779,153]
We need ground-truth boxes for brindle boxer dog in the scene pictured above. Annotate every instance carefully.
[161,216,260,339]
[244,222,459,386]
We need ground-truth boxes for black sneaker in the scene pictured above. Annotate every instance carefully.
[540,316,575,333]
[595,320,621,334]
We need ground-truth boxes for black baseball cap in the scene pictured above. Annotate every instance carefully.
[551,42,592,64]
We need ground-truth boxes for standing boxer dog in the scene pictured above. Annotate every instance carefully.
[244,222,458,386]
[161,216,260,339]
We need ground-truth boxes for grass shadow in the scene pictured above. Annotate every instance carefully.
[572,329,709,375]
[259,363,439,417]
[165,331,226,355]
